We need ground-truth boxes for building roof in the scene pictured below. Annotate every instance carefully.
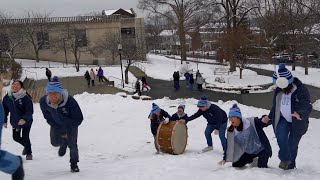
[102,8,133,16]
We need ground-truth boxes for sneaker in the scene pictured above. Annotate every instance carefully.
[71,163,80,173]
[12,156,25,180]
[279,161,290,170]
[287,162,296,170]
[202,146,213,153]
[26,154,33,160]
[58,146,67,157]
[22,148,26,155]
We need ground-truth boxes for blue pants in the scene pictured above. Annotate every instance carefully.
[0,150,20,174]
[174,81,180,90]
[205,122,227,151]
[50,127,79,164]
[276,117,303,164]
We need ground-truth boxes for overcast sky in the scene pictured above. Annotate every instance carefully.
[0,0,143,17]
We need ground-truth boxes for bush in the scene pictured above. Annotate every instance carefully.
[0,57,22,80]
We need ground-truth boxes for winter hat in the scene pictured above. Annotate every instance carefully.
[178,104,185,111]
[46,76,63,94]
[228,104,242,119]
[197,96,208,107]
[272,63,294,88]
[151,103,161,114]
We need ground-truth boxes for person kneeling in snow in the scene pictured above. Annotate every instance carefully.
[0,101,25,180]
[148,103,171,153]
[218,104,272,168]
[39,76,83,173]
[170,104,188,121]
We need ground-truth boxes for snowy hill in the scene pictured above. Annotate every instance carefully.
[1,93,319,180]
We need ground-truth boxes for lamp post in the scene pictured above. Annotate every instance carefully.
[118,44,124,88]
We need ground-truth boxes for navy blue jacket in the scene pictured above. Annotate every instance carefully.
[186,103,227,130]
[268,77,312,136]
[2,93,33,128]
[148,109,171,136]
[39,92,83,129]
[170,113,188,121]
[224,117,272,160]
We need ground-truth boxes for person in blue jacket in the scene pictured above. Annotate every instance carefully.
[218,104,272,168]
[0,100,25,180]
[262,63,312,170]
[39,76,83,172]
[170,104,188,121]
[181,96,227,153]
[148,103,171,153]
[2,80,33,160]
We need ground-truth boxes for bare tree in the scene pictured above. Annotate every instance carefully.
[145,13,166,52]
[92,32,120,65]
[138,0,214,64]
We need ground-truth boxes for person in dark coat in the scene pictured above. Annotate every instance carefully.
[148,103,171,153]
[97,67,104,84]
[134,79,142,96]
[2,80,33,160]
[181,96,227,153]
[84,70,91,87]
[262,63,312,170]
[189,73,194,91]
[0,101,25,180]
[173,71,180,91]
[218,104,272,168]
[45,68,52,82]
[39,76,84,172]
[171,104,188,121]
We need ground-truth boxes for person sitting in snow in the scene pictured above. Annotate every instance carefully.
[180,96,227,153]
[0,101,25,180]
[218,104,272,168]
[39,76,84,173]
[170,104,188,121]
[148,103,171,153]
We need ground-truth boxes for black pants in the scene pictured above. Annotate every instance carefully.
[91,80,95,86]
[232,149,269,168]
[50,127,79,164]
[197,84,202,90]
[12,125,32,155]
[98,76,103,83]
[135,89,141,96]
[47,76,51,82]
[86,79,90,87]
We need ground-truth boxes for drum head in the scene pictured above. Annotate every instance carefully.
[172,122,187,154]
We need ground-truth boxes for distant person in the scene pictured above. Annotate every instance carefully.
[170,104,188,121]
[84,70,91,88]
[97,67,104,84]
[173,71,180,91]
[2,80,34,160]
[141,77,150,93]
[46,68,52,81]
[189,73,194,91]
[89,68,95,86]
[184,71,190,88]
[0,100,25,180]
[40,76,84,172]
[196,73,204,91]
[134,78,142,96]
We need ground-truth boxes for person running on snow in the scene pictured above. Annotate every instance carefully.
[148,103,171,153]
[0,101,25,180]
[218,104,272,168]
[39,76,84,172]
[262,63,312,170]
[2,80,34,160]
[181,96,227,153]
[170,104,188,121]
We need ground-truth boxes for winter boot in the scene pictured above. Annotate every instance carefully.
[70,163,80,173]
[202,146,213,153]
[58,137,68,157]
[12,156,25,180]
[287,162,296,170]
[279,161,290,170]
[26,154,33,160]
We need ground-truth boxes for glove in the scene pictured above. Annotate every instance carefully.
[163,118,169,124]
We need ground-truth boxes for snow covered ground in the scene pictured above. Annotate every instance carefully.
[251,64,320,88]
[312,100,320,111]
[15,59,137,92]
[0,93,319,180]
[142,54,271,90]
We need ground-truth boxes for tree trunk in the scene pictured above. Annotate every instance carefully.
[240,68,243,79]
[178,20,187,64]
[304,56,308,75]
[125,67,129,84]
[35,50,40,62]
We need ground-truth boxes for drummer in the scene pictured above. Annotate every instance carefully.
[148,103,171,153]
[171,104,188,121]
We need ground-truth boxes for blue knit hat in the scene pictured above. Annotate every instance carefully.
[46,76,64,94]
[272,63,294,85]
[178,104,185,110]
[151,103,161,114]
[228,104,242,119]
[197,96,208,107]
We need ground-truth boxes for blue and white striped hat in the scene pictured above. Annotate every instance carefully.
[46,76,64,94]
[228,104,242,119]
[272,63,294,85]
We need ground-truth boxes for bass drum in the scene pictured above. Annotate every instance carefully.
[156,121,188,155]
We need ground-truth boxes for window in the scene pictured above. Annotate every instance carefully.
[121,28,135,37]
[37,32,50,49]
[0,33,9,51]
[75,29,87,47]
